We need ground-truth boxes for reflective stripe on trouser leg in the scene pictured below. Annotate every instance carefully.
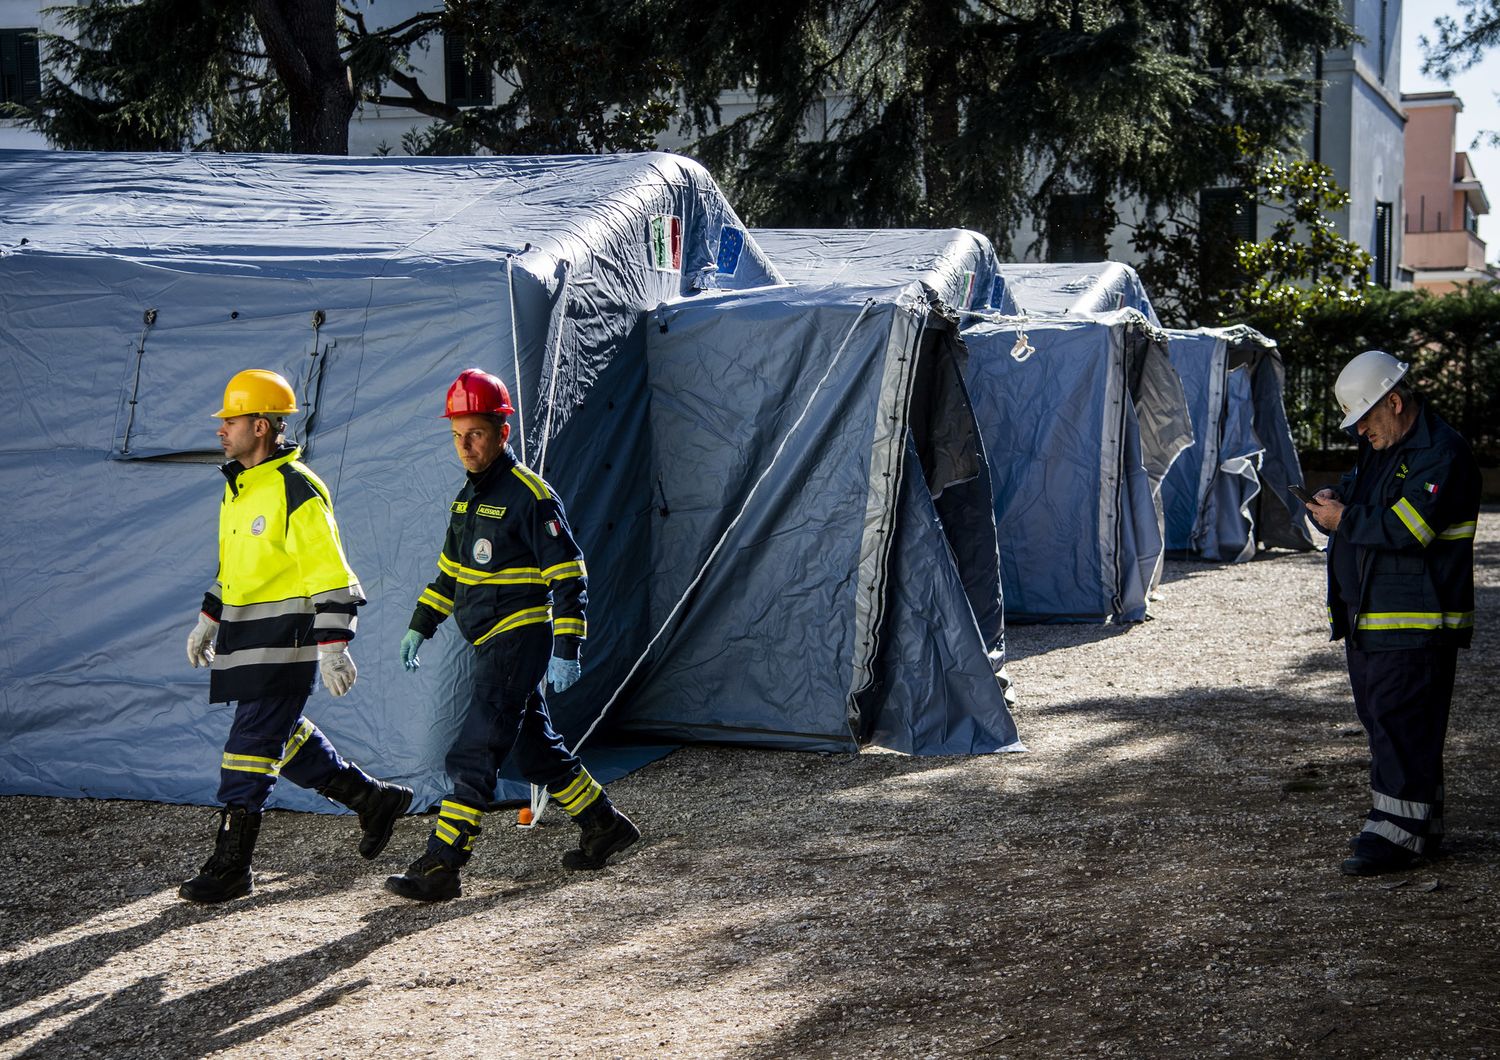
[217,694,342,809]
[445,624,580,806]
[549,767,603,817]
[1347,643,1456,857]
[425,798,483,867]
[276,717,346,790]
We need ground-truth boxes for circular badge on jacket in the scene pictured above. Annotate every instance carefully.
[474,538,493,564]
[250,515,267,536]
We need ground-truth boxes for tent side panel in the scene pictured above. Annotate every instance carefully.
[963,322,1117,622]
[865,434,1021,754]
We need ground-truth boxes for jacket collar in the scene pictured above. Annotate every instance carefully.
[221,443,300,496]
[466,444,518,490]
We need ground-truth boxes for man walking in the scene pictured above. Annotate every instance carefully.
[181,369,412,903]
[1305,351,1479,876]
[386,368,638,902]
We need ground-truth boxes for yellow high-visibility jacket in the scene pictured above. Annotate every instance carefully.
[201,445,365,703]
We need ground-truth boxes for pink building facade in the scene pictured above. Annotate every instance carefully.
[1402,91,1495,293]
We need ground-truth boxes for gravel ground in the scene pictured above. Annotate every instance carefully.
[2,511,1497,1059]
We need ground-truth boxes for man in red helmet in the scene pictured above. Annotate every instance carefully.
[385,368,640,901]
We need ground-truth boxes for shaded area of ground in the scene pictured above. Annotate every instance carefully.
[1,516,1497,1058]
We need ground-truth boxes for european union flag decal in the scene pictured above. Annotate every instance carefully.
[716,225,745,276]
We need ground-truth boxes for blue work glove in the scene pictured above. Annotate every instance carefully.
[546,655,582,693]
[400,629,424,672]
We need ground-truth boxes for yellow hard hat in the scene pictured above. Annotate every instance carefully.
[214,369,298,418]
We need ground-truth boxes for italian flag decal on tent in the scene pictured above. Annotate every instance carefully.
[650,215,682,272]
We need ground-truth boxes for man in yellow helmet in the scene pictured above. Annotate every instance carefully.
[179,369,412,904]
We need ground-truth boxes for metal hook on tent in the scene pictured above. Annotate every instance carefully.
[1009,320,1035,364]
[120,308,158,456]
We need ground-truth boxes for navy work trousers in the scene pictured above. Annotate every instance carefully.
[217,692,346,810]
[444,623,581,811]
[1347,642,1457,858]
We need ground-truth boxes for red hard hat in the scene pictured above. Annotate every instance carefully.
[444,368,515,418]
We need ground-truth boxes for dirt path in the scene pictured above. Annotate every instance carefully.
[2,513,1497,1059]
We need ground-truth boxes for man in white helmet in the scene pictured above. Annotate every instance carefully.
[1302,350,1479,876]
[180,369,412,903]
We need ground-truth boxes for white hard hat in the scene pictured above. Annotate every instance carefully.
[1335,350,1409,430]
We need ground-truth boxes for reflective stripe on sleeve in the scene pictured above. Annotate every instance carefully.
[1437,521,1476,541]
[542,560,586,582]
[418,588,455,616]
[1392,497,1435,546]
[553,617,587,637]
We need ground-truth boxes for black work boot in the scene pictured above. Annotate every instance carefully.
[562,797,640,871]
[180,805,262,904]
[385,852,462,902]
[318,764,413,859]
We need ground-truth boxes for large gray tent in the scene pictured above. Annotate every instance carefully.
[619,281,1019,754]
[750,228,1006,314]
[0,149,781,811]
[961,310,1193,622]
[1161,326,1316,561]
[994,261,1160,325]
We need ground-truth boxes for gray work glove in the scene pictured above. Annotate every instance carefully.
[318,642,357,697]
[186,613,219,669]
[547,656,582,693]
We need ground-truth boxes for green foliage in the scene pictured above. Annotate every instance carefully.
[1263,284,1500,456]
[1421,0,1500,150]
[1231,155,1374,337]
[1421,0,1500,80]
[0,0,287,152]
[664,0,1351,248]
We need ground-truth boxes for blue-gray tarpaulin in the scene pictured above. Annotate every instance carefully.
[0,149,782,811]
[618,282,1020,754]
[994,261,1161,327]
[1161,326,1315,560]
[750,228,1007,313]
[961,310,1192,622]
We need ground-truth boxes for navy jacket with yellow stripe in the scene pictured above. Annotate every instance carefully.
[202,445,366,703]
[1327,403,1479,651]
[408,446,586,656]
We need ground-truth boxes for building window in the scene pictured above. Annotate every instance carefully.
[0,29,41,106]
[1373,201,1393,288]
[1464,200,1478,234]
[1046,193,1110,262]
[443,34,493,107]
[1198,187,1257,293]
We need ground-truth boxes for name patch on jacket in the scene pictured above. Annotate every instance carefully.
[451,501,469,514]
[476,504,508,519]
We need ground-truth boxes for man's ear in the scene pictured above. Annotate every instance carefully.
[1390,392,1405,416]
[499,421,511,446]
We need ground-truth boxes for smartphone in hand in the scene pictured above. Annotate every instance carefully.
[1288,484,1317,505]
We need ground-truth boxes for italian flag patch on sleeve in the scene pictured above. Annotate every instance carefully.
[1423,482,1439,495]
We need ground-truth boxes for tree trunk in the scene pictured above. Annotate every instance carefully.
[251,0,355,154]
